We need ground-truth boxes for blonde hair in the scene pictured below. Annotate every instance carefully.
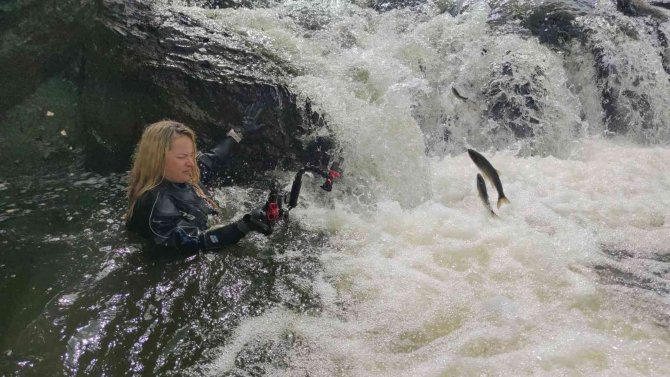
[125,120,212,222]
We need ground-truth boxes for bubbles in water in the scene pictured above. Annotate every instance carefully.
[165,2,670,375]
[7,1,670,376]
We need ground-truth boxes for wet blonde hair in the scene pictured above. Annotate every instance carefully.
[126,120,212,222]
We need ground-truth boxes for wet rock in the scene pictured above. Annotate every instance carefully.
[487,0,593,43]
[657,25,670,74]
[372,0,428,12]
[618,0,669,20]
[650,1,670,11]
[1,0,334,179]
[0,0,95,114]
[578,14,668,138]
[522,3,581,47]
[178,0,279,9]
[617,0,639,16]
[483,63,547,139]
[80,0,327,175]
[0,78,84,178]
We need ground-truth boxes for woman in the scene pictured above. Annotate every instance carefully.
[125,120,270,254]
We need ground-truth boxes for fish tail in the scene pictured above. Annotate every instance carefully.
[497,196,510,209]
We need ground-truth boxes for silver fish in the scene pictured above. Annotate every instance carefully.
[467,148,510,209]
[476,173,497,217]
[451,85,469,101]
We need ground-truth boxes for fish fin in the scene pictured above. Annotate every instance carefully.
[490,209,498,217]
[497,196,510,209]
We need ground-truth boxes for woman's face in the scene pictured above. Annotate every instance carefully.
[164,134,196,183]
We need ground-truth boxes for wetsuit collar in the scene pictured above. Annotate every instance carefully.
[160,180,190,190]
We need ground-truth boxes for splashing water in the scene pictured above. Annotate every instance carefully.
[4,1,669,375]
[161,1,670,376]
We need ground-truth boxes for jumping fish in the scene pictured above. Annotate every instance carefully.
[476,173,497,217]
[451,85,469,101]
[467,148,510,209]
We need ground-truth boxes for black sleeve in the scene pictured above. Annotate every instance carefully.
[197,137,237,185]
[144,192,201,253]
[147,192,245,253]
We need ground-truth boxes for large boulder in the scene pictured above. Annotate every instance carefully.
[0,0,333,179]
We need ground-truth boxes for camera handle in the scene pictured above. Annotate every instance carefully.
[262,161,343,225]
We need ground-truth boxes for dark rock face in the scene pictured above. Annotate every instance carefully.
[1,0,333,179]
[82,0,314,176]
[617,0,639,16]
[650,1,670,11]
[522,4,581,47]
[577,14,668,139]
[483,62,546,139]
[510,1,668,140]
[0,78,85,177]
[616,0,669,19]
[0,0,95,114]
[171,0,278,9]
[0,0,95,177]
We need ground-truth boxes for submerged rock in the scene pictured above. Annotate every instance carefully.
[0,77,85,178]
[0,0,95,114]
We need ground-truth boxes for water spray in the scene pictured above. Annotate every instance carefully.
[262,161,343,226]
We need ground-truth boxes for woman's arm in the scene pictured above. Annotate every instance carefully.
[146,191,246,253]
[130,190,271,254]
[197,102,266,184]
[197,129,242,184]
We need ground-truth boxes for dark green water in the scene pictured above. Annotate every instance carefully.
[0,170,325,376]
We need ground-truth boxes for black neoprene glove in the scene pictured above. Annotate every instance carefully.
[199,222,245,252]
[198,208,273,251]
[239,101,267,136]
[238,208,273,236]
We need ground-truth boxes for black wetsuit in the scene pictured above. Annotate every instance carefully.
[127,137,249,254]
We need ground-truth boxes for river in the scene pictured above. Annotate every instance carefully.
[1,0,669,375]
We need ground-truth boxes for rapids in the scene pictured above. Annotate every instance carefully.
[2,0,669,375]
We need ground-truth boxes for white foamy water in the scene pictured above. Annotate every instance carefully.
[166,1,670,375]
[206,140,670,376]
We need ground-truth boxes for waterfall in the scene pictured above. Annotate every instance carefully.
[3,1,668,375]
[156,1,670,375]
